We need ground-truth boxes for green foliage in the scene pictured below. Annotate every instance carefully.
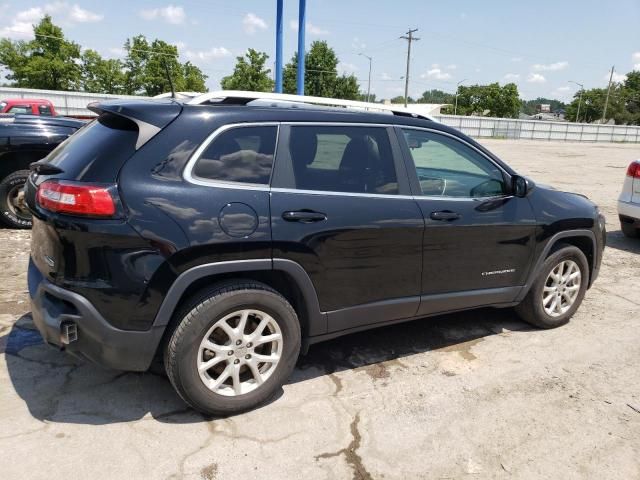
[389,95,414,104]
[0,15,81,90]
[122,36,208,96]
[0,16,207,96]
[282,41,360,100]
[220,49,273,92]
[454,82,520,118]
[565,82,636,124]
[81,49,125,94]
[520,97,566,116]
[419,89,454,104]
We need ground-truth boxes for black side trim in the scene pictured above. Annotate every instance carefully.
[515,229,597,301]
[272,258,327,336]
[417,286,522,316]
[327,296,420,332]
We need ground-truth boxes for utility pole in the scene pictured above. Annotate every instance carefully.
[454,78,467,116]
[602,65,614,123]
[400,28,419,108]
[569,80,583,123]
[359,53,372,102]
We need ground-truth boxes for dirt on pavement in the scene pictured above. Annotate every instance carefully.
[0,140,639,479]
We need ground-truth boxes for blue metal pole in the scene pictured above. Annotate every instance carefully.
[296,0,306,95]
[275,0,283,93]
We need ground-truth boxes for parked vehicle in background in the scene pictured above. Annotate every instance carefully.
[0,99,57,116]
[0,114,85,228]
[618,160,640,238]
[25,92,606,415]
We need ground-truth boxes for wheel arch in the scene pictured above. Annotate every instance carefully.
[517,229,597,302]
[152,258,326,341]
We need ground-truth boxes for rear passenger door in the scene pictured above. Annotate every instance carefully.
[270,123,424,334]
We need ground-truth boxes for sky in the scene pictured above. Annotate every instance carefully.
[1,0,639,101]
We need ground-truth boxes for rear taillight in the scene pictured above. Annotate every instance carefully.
[627,161,640,179]
[36,180,116,217]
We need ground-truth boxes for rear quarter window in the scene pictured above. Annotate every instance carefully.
[191,125,277,185]
[43,113,139,182]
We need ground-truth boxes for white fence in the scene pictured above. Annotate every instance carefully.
[0,87,141,116]
[433,114,640,143]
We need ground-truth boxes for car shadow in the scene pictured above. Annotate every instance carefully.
[604,229,640,255]
[4,308,533,426]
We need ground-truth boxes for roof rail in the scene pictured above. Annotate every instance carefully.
[186,90,435,121]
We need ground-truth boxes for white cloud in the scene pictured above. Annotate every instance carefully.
[556,86,571,92]
[608,71,627,83]
[352,37,366,50]
[445,64,457,70]
[527,73,546,83]
[1,2,102,39]
[552,85,573,100]
[338,62,357,74]
[380,72,393,81]
[421,67,451,80]
[289,20,329,36]
[511,57,523,62]
[532,61,568,71]
[242,13,267,35]
[186,46,231,61]
[108,47,126,57]
[69,4,103,22]
[631,52,640,71]
[503,73,520,81]
[140,5,186,25]
[635,64,640,72]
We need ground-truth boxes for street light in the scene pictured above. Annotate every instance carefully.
[569,80,584,123]
[454,78,467,116]
[359,53,373,103]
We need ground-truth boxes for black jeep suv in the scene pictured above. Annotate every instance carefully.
[25,93,605,415]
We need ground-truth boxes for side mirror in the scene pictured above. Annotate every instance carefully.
[512,175,533,198]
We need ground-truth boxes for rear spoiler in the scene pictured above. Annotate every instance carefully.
[87,99,182,150]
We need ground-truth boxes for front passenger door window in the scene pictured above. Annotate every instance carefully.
[401,129,506,198]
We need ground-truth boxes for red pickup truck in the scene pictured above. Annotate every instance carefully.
[0,98,57,116]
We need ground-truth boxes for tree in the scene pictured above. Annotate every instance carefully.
[389,95,414,104]
[220,49,273,92]
[520,97,566,116]
[80,49,125,94]
[0,15,81,90]
[419,89,454,104]
[454,82,520,118]
[122,36,208,96]
[283,41,360,99]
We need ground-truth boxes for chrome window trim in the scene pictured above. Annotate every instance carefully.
[183,122,280,188]
[270,187,415,200]
[398,125,512,200]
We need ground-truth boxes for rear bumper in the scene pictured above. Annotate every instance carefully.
[618,200,640,223]
[28,258,164,371]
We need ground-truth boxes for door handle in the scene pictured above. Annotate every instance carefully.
[430,210,461,221]
[282,210,327,223]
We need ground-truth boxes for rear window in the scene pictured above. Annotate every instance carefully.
[38,105,53,116]
[192,126,277,185]
[44,113,138,182]
[9,105,30,114]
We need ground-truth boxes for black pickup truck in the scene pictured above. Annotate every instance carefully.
[0,114,84,228]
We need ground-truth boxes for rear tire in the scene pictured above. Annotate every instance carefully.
[621,221,639,238]
[515,245,588,329]
[164,281,301,416]
[0,170,32,229]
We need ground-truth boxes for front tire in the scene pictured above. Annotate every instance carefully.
[0,170,32,229]
[164,281,301,416]
[516,245,589,329]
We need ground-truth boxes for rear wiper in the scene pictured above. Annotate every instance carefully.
[30,160,64,175]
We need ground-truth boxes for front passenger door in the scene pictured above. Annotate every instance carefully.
[397,127,537,313]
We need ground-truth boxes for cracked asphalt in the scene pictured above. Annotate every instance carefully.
[1,140,639,479]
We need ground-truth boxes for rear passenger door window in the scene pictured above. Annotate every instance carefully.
[191,125,277,185]
[286,125,399,195]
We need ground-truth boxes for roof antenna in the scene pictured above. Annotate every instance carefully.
[161,57,176,99]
